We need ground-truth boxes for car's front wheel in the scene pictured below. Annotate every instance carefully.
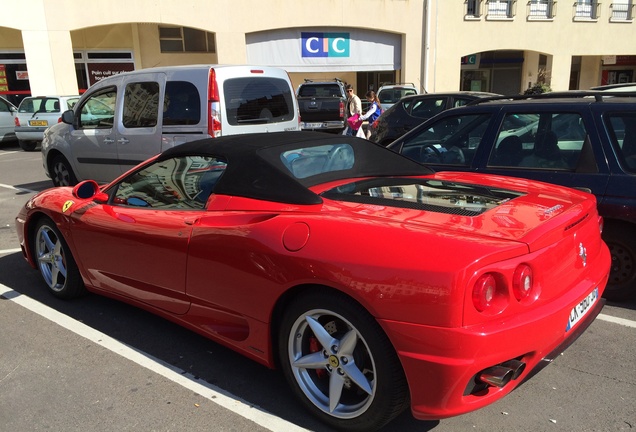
[278,290,408,432]
[50,155,78,187]
[33,217,85,299]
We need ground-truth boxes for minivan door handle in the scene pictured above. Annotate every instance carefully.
[103,138,115,144]
[117,138,130,145]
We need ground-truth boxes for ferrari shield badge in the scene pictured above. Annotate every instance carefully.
[62,200,74,213]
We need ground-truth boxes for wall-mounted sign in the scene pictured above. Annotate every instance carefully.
[301,32,350,58]
[16,71,28,80]
[87,62,135,86]
[0,65,7,92]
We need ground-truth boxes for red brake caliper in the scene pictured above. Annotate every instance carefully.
[309,336,327,379]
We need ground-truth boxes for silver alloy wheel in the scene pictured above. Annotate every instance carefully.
[287,308,376,419]
[52,158,72,186]
[35,224,68,292]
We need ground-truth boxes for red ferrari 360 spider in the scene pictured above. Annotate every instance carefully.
[16,131,610,431]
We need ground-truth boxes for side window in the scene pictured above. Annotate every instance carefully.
[409,98,446,119]
[112,156,227,210]
[400,114,491,167]
[123,81,160,128]
[454,98,475,108]
[488,112,586,170]
[224,77,294,125]
[78,88,117,129]
[163,81,201,125]
[0,99,9,112]
[606,112,636,173]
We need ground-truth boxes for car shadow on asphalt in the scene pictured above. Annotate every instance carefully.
[0,251,440,432]
[14,180,53,193]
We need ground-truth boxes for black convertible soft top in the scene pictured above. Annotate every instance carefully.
[158,131,431,205]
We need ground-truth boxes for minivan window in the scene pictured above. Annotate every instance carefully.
[606,112,636,173]
[400,114,491,166]
[488,112,587,170]
[123,81,160,128]
[224,77,294,126]
[78,88,117,129]
[163,81,201,125]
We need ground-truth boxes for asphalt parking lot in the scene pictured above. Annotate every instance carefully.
[1,140,635,432]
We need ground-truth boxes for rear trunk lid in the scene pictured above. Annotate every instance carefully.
[319,172,600,253]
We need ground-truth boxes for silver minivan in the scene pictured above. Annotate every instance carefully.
[42,64,300,186]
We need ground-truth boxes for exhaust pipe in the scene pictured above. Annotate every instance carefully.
[479,366,514,387]
[501,359,526,380]
[478,360,527,388]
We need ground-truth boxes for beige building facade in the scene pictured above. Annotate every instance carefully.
[0,0,634,104]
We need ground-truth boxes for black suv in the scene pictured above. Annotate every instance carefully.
[388,92,636,301]
[368,92,498,146]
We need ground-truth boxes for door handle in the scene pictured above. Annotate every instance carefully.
[117,138,130,145]
[103,138,115,144]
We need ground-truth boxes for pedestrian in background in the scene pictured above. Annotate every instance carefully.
[344,84,362,136]
[358,90,382,138]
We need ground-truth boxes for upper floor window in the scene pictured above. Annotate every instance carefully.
[574,0,600,19]
[466,0,483,18]
[528,0,556,19]
[159,26,216,53]
[611,0,634,20]
[486,0,516,18]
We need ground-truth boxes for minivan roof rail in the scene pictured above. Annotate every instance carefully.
[465,90,636,106]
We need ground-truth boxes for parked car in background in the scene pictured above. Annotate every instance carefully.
[41,64,300,187]
[369,92,498,146]
[0,96,18,144]
[592,82,636,92]
[376,83,418,110]
[296,79,347,133]
[388,91,636,300]
[17,131,609,431]
[14,95,80,151]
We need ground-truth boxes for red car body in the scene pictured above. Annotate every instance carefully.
[16,132,610,431]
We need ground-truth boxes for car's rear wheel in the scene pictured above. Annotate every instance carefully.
[18,140,38,151]
[603,222,636,301]
[278,290,408,432]
[33,217,85,299]
[50,155,78,187]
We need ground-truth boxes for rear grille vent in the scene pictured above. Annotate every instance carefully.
[564,213,589,232]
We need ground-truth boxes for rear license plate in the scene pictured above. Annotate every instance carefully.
[29,120,48,126]
[302,122,323,129]
[566,287,598,332]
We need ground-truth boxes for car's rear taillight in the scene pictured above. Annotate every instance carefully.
[208,68,222,137]
[14,117,20,127]
[512,264,534,301]
[472,273,497,312]
[339,100,344,119]
[57,117,62,123]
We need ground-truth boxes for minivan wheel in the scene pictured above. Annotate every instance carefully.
[602,222,636,301]
[50,155,78,187]
[18,140,38,151]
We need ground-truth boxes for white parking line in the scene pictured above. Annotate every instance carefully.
[0,283,309,432]
[597,313,636,328]
[0,248,22,255]
[0,182,38,194]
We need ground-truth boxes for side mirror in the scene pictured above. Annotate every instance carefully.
[61,109,75,125]
[72,180,109,202]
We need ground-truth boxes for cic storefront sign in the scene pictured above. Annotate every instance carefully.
[301,32,350,58]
